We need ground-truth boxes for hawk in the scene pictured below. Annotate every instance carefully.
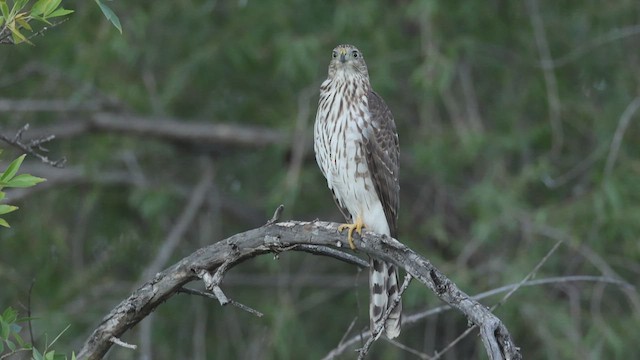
[314,44,402,339]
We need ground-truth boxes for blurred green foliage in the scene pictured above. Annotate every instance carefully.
[1,0,639,359]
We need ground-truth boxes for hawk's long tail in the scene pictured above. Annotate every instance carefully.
[369,258,402,339]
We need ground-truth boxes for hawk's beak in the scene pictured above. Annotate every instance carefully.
[339,49,347,63]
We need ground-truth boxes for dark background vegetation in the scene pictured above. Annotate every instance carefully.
[2,0,640,358]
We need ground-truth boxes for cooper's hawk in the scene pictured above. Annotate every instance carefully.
[314,44,402,339]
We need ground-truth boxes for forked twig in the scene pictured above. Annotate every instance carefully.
[0,124,66,167]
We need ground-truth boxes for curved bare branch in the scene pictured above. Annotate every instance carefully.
[76,221,521,360]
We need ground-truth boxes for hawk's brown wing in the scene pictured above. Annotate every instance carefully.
[365,91,400,238]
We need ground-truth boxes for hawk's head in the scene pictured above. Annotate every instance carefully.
[328,44,369,79]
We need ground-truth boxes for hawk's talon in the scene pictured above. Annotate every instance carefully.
[338,216,365,250]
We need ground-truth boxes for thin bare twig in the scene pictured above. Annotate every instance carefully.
[327,275,633,358]
[431,325,476,360]
[227,299,264,317]
[547,25,640,69]
[603,96,640,179]
[109,336,137,350]
[431,237,563,359]
[527,0,563,155]
[27,17,70,41]
[492,240,563,311]
[210,258,238,305]
[194,256,266,319]
[265,204,285,226]
[337,317,359,349]
[407,275,633,323]
[442,237,562,357]
[542,146,607,188]
[178,287,264,317]
[386,338,432,359]
[0,124,66,167]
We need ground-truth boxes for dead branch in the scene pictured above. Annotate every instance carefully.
[0,123,66,167]
[76,221,521,360]
[7,112,287,149]
[0,98,102,112]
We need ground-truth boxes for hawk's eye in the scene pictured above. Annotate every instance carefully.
[332,51,337,59]
[352,50,359,58]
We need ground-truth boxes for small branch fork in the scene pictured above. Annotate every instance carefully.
[76,220,523,360]
[191,257,264,318]
[0,124,66,167]
[109,336,137,350]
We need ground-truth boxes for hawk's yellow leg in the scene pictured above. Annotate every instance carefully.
[338,215,365,250]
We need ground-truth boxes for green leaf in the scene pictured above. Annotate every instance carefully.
[0,1,10,20]
[2,307,17,323]
[95,0,122,33]
[0,154,26,182]
[13,0,30,13]
[0,217,10,227]
[5,173,46,188]
[30,14,51,25]
[53,352,67,360]
[0,341,3,354]
[45,350,56,360]
[16,16,31,31]
[47,7,73,18]
[30,0,49,16]
[0,191,5,200]
[13,331,30,348]
[13,29,34,45]
[6,339,16,351]
[43,0,61,16]
[0,319,9,340]
[0,204,18,215]
[32,347,44,360]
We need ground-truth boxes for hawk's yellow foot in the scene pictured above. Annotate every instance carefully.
[338,215,365,250]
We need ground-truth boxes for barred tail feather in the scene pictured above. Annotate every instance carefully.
[385,263,402,338]
[369,259,402,339]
